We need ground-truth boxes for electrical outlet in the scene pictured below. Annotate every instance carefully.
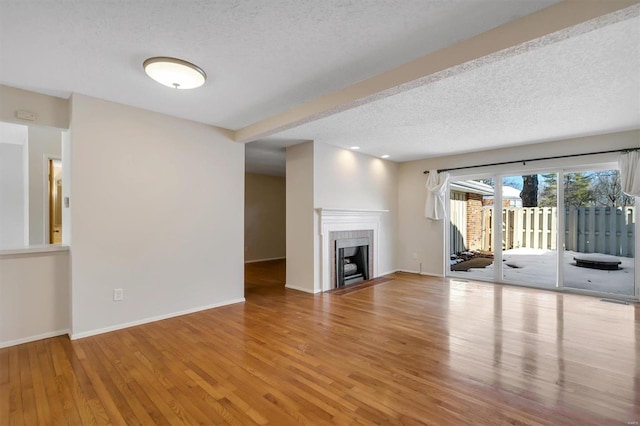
[113,288,124,301]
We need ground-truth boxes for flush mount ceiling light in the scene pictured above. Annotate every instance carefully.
[350,146,360,150]
[143,57,206,89]
[381,154,390,159]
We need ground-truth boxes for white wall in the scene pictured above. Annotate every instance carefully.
[313,142,398,277]
[28,126,62,245]
[285,142,316,292]
[245,173,286,262]
[0,143,26,248]
[0,250,70,347]
[69,94,245,338]
[397,130,640,276]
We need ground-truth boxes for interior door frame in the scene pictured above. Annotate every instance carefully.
[43,154,61,244]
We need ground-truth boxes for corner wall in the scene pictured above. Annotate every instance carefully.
[313,142,398,278]
[69,94,245,338]
[285,142,315,292]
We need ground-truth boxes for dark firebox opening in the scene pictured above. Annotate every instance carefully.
[336,238,369,287]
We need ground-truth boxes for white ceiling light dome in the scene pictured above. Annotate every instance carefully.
[143,57,206,89]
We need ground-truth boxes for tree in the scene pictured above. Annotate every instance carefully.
[563,172,596,207]
[538,173,557,207]
[538,172,596,207]
[520,175,538,207]
[592,170,634,207]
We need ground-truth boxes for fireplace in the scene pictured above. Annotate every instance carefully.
[317,208,387,292]
[336,237,370,287]
[329,229,374,289]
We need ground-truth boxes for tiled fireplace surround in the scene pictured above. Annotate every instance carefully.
[330,230,374,289]
[317,209,387,292]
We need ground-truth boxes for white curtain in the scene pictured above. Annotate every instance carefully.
[424,170,450,220]
[619,151,640,197]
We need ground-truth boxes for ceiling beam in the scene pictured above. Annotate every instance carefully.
[234,0,639,143]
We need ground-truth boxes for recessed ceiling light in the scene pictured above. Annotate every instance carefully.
[350,146,360,150]
[381,154,390,159]
[143,57,207,89]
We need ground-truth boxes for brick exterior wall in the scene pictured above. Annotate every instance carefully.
[466,193,484,250]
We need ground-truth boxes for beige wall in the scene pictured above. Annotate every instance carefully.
[0,85,69,129]
[285,142,316,292]
[0,250,70,347]
[69,94,245,338]
[285,141,398,293]
[313,142,398,277]
[397,130,640,276]
[245,173,286,262]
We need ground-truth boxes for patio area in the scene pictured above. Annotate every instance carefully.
[455,248,635,296]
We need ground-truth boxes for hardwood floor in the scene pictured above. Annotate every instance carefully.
[2,260,638,424]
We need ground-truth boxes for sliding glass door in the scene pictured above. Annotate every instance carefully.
[447,166,637,299]
[500,174,558,289]
[562,169,635,296]
[449,178,496,281]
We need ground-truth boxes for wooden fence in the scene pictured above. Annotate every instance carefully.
[450,192,467,254]
[480,206,635,257]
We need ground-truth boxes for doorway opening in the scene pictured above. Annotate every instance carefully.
[48,159,62,244]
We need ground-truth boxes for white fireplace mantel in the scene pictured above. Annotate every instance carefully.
[316,208,388,292]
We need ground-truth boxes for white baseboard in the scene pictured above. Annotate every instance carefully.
[396,269,444,278]
[244,256,285,264]
[0,329,70,349]
[378,270,399,277]
[285,284,321,294]
[70,298,246,340]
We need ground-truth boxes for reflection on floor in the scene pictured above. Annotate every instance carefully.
[2,265,638,424]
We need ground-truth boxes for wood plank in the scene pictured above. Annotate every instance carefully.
[0,260,638,424]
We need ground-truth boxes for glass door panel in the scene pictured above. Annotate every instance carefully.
[449,178,496,281]
[500,174,557,289]
[563,170,635,296]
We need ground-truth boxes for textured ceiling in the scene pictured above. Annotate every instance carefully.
[1,1,638,177]
[0,0,557,129]
[252,12,640,168]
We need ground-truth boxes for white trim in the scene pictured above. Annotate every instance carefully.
[557,171,564,290]
[494,178,503,283]
[244,256,285,264]
[317,208,387,292]
[397,269,421,274]
[285,284,321,294]
[316,208,389,215]
[0,329,70,349]
[635,196,639,299]
[378,269,398,277]
[394,269,445,278]
[70,298,245,340]
[0,244,69,256]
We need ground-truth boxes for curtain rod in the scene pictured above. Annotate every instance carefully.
[423,147,639,174]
